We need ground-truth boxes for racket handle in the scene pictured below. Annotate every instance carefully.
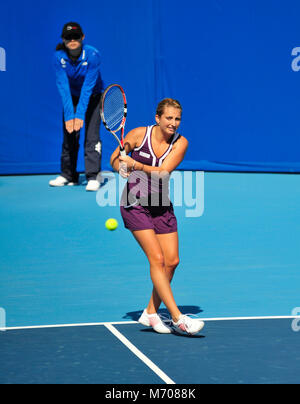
[119,147,128,178]
[120,148,126,157]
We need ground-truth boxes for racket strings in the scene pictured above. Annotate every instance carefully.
[103,87,125,132]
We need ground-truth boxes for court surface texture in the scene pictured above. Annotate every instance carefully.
[0,172,300,384]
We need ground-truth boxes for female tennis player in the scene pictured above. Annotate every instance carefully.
[50,22,104,191]
[110,98,205,335]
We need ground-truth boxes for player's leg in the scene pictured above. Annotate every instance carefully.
[133,228,205,335]
[132,229,181,322]
[146,231,179,314]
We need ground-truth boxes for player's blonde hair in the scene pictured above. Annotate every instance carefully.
[156,98,182,117]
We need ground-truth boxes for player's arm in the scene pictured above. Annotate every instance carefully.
[119,135,189,176]
[110,127,146,172]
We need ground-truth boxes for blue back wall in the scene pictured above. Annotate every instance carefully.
[1,0,300,174]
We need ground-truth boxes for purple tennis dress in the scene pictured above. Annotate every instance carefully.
[120,125,180,234]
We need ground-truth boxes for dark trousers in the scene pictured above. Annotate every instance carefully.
[61,94,102,182]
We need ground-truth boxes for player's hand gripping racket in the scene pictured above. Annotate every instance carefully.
[100,84,127,158]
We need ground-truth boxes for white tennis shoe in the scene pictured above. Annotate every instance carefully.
[86,179,100,191]
[49,176,77,187]
[172,315,205,335]
[138,309,172,334]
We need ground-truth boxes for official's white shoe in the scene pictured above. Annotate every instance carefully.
[86,179,100,191]
[138,309,172,334]
[49,176,76,187]
[172,315,205,335]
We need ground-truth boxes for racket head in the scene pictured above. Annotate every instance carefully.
[100,84,127,148]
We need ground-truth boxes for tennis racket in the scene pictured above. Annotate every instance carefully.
[100,84,127,157]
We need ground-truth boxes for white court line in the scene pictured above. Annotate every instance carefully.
[104,323,176,385]
[3,315,299,331]
[199,315,300,321]
[3,321,137,331]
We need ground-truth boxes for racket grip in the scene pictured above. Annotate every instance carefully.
[120,148,126,157]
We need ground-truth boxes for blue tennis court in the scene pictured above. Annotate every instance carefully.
[1,173,300,384]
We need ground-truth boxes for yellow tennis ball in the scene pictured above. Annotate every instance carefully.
[105,218,118,231]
